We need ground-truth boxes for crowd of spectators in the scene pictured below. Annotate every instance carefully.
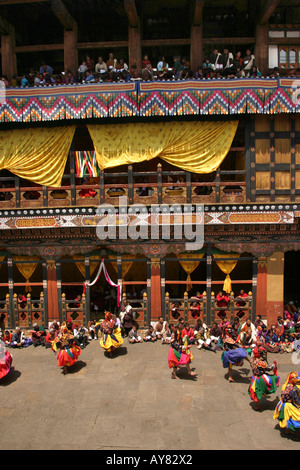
[1,48,299,88]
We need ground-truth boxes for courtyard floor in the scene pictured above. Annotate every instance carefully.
[0,338,300,451]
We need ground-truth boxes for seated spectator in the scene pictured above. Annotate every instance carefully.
[78,60,87,81]
[11,327,26,348]
[95,56,108,75]
[20,75,30,87]
[143,325,157,342]
[280,329,294,353]
[275,316,285,337]
[203,58,213,70]
[208,49,222,70]
[181,322,195,344]
[238,317,257,347]
[106,52,117,72]
[34,73,44,86]
[250,66,261,77]
[233,51,243,69]
[154,316,168,339]
[73,324,88,348]
[84,70,95,83]
[49,320,60,335]
[17,293,27,309]
[170,301,181,320]
[128,324,143,344]
[220,48,234,71]
[196,328,216,352]
[45,329,56,349]
[263,324,281,353]
[194,66,204,79]
[39,62,54,76]
[3,330,12,347]
[242,49,255,72]
[142,54,152,70]
[85,55,94,73]
[9,74,18,87]
[31,323,46,347]
[43,74,55,86]
[129,64,141,79]
[172,55,182,79]
[157,56,169,72]
[64,70,77,84]
[162,324,172,344]
[189,301,200,319]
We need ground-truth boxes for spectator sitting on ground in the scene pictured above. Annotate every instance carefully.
[3,330,12,347]
[73,324,88,348]
[154,316,168,339]
[11,327,26,348]
[143,325,157,342]
[128,324,143,344]
[181,322,195,345]
[162,324,172,344]
[31,323,46,347]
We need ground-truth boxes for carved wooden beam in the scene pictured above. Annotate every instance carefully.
[51,0,74,30]
[193,0,205,26]
[259,0,280,25]
[124,0,138,28]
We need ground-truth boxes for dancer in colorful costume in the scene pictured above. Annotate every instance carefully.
[221,337,250,382]
[168,325,196,379]
[273,372,300,434]
[0,341,12,379]
[248,346,279,410]
[99,311,123,357]
[52,322,81,374]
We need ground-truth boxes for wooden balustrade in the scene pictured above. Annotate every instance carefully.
[165,291,253,326]
[0,161,250,210]
[61,293,87,326]
[12,292,45,329]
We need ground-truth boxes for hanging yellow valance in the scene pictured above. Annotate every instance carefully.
[213,253,240,294]
[73,256,100,278]
[14,256,40,292]
[177,253,204,292]
[0,126,76,187]
[108,255,135,280]
[87,120,238,173]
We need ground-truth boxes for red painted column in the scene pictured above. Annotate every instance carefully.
[150,258,161,321]
[47,261,59,322]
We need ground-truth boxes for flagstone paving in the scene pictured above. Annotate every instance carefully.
[0,339,300,450]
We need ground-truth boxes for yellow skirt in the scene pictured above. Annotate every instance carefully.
[273,400,300,430]
[100,327,123,352]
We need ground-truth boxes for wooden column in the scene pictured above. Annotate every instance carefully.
[266,251,284,326]
[1,24,17,80]
[254,24,269,75]
[150,257,161,322]
[128,19,141,69]
[125,0,141,69]
[64,22,78,75]
[46,260,60,323]
[190,0,204,72]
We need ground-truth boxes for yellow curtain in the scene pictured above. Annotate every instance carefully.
[0,126,76,187]
[87,121,238,173]
[14,256,40,292]
[109,255,135,280]
[73,256,100,278]
[213,253,240,294]
[177,253,204,292]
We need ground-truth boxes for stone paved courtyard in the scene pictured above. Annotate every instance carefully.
[0,339,300,451]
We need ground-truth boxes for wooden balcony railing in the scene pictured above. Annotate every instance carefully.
[0,161,248,210]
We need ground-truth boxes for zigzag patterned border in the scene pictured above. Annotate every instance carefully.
[0,78,298,123]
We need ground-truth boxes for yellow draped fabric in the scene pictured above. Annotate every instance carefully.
[0,126,76,187]
[14,256,40,292]
[87,121,238,173]
[213,253,240,294]
[73,256,100,278]
[177,253,204,292]
[109,255,135,280]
